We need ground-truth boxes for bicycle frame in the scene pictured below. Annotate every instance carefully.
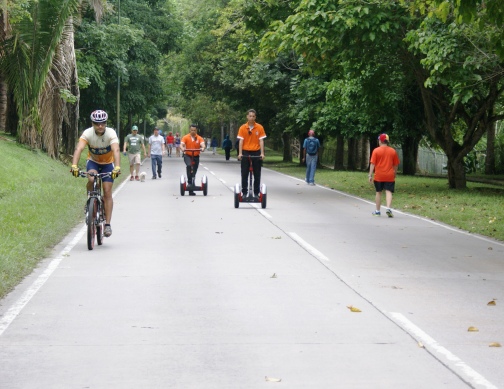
[80,171,110,250]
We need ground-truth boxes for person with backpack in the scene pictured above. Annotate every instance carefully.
[302,129,321,186]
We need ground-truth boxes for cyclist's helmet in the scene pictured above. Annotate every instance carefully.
[90,110,108,123]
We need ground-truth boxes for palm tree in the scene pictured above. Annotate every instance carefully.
[0,0,105,157]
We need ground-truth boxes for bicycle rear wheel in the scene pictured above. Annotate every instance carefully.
[87,198,97,250]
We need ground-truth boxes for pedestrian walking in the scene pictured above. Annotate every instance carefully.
[166,131,174,157]
[175,132,181,157]
[148,127,166,179]
[123,125,146,181]
[369,133,400,217]
[211,137,218,154]
[222,135,232,161]
[301,129,320,186]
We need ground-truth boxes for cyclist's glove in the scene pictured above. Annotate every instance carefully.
[70,165,80,178]
[111,166,121,179]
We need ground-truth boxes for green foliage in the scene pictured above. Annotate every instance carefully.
[75,0,181,129]
[0,0,80,145]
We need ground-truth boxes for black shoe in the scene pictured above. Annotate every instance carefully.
[189,191,196,196]
[152,176,157,179]
[158,172,162,178]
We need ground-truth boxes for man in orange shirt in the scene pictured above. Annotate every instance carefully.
[180,124,206,195]
[369,133,400,217]
[237,109,267,197]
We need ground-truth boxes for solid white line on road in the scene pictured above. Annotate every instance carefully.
[0,226,85,337]
[0,177,129,338]
[287,232,330,262]
[390,312,498,389]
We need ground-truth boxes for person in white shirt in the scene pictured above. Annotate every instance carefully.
[147,127,166,179]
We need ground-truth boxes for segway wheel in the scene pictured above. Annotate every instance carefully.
[260,183,267,209]
[234,183,241,208]
[180,175,186,196]
[202,175,208,196]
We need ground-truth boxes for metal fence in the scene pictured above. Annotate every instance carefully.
[396,148,448,175]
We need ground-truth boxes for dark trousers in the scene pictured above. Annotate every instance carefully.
[241,150,262,195]
[184,154,199,184]
[224,147,231,160]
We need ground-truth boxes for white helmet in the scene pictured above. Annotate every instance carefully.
[90,110,108,123]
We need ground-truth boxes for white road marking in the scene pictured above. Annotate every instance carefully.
[287,232,330,261]
[390,312,498,389]
[258,209,272,219]
[0,178,129,337]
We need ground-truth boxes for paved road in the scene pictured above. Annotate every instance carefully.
[1,152,503,388]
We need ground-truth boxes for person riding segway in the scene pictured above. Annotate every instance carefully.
[180,124,207,196]
[234,109,267,208]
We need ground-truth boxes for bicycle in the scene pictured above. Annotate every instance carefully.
[80,171,111,250]
[234,154,267,209]
[180,148,208,196]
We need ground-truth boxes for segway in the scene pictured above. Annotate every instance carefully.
[234,154,267,208]
[180,148,208,196]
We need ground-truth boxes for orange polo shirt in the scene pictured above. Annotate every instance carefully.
[237,122,267,151]
[181,134,205,156]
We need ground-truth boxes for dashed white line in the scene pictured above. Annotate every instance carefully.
[390,312,498,389]
[287,232,330,261]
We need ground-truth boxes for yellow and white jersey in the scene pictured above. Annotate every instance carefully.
[80,127,119,164]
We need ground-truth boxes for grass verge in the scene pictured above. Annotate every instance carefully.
[0,136,128,299]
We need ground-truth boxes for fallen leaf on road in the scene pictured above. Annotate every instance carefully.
[270,273,277,278]
[265,376,282,382]
[489,342,501,347]
[468,326,479,332]
[487,300,496,306]
[418,342,424,348]
[347,305,361,312]
[271,236,282,239]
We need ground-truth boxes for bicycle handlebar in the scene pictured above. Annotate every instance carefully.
[79,171,112,178]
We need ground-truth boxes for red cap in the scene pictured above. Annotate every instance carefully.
[378,133,389,142]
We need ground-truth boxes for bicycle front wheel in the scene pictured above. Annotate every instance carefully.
[87,198,98,250]
[96,201,104,246]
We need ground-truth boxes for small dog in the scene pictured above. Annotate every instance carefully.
[139,172,146,182]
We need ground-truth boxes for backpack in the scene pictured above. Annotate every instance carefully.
[306,138,318,155]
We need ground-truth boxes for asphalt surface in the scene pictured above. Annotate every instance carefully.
[1,152,503,389]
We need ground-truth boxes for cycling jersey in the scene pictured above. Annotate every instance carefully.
[80,127,119,164]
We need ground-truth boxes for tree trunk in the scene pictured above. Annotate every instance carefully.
[401,135,420,175]
[334,135,345,170]
[347,137,357,170]
[360,136,369,171]
[485,120,496,175]
[282,131,292,162]
[446,157,467,189]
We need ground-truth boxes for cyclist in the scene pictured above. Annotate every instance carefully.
[70,110,121,237]
[180,124,206,195]
[237,109,266,197]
